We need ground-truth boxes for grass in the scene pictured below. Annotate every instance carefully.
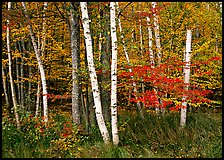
[2,110,222,158]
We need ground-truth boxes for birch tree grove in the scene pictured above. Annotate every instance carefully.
[2,2,222,157]
[7,2,21,129]
[180,30,192,128]
[110,2,119,145]
[80,2,110,145]
[22,2,48,123]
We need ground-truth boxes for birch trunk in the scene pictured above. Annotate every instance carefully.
[152,2,162,114]
[22,2,48,123]
[139,19,143,54]
[7,2,21,129]
[2,65,10,107]
[219,2,222,25]
[116,2,143,118]
[146,16,154,66]
[41,2,48,55]
[70,2,81,125]
[27,38,32,111]
[152,2,162,63]
[35,2,48,115]
[180,30,192,128]
[110,2,119,145]
[80,2,110,145]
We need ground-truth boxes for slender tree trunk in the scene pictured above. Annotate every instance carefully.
[88,85,95,127]
[41,2,48,55]
[15,42,21,107]
[84,39,95,128]
[27,38,32,111]
[80,2,110,145]
[139,20,143,55]
[110,2,119,145]
[152,2,162,65]
[70,2,81,125]
[7,2,21,129]
[219,2,222,25]
[2,65,10,107]
[22,2,48,123]
[81,90,89,132]
[152,2,162,114]
[146,16,154,66]
[20,40,26,111]
[116,2,143,118]
[100,4,111,123]
[180,30,192,128]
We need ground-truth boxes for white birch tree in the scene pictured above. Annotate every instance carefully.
[80,2,110,145]
[152,2,162,65]
[7,2,21,129]
[180,30,192,128]
[110,2,119,145]
[35,2,48,116]
[22,2,48,123]
[2,65,10,107]
[41,2,48,55]
[146,16,154,66]
[152,2,162,114]
[35,80,41,117]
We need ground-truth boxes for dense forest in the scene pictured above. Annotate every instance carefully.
[2,2,222,158]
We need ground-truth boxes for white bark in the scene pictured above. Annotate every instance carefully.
[110,2,119,145]
[41,2,48,55]
[80,2,110,145]
[139,19,143,54]
[219,2,222,25]
[116,2,143,118]
[7,2,21,129]
[152,2,161,65]
[22,2,48,123]
[180,30,192,128]
[146,16,154,66]
[152,2,162,114]
[2,65,9,107]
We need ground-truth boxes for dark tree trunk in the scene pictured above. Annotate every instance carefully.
[99,4,111,123]
[70,2,81,125]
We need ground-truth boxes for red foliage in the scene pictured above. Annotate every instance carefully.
[138,11,152,17]
[118,56,214,112]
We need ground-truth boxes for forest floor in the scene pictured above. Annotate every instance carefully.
[2,107,222,158]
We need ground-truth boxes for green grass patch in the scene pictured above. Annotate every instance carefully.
[2,111,222,158]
